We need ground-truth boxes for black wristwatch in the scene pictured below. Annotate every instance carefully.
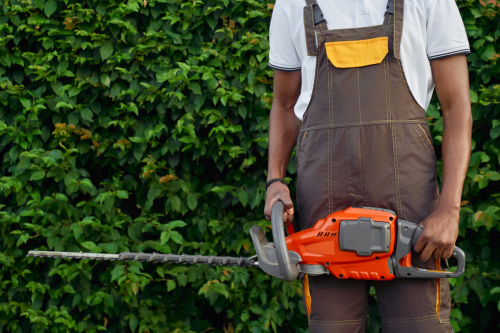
[266,178,288,190]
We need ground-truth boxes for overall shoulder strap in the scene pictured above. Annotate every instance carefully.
[303,0,328,56]
[393,0,404,59]
[383,0,403,59]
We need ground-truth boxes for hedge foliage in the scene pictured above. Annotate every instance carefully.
[0,0,499,332]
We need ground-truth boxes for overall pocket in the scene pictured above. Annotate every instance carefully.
[325,37,388,68]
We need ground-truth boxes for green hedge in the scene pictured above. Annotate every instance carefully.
[0,0,499,332]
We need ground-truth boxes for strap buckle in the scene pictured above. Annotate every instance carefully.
[312,4,326,25]
[385,0,394,15]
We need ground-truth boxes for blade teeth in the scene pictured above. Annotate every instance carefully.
[27,251,257,267]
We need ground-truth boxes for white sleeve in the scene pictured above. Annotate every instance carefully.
[426,0,470,60]
[268,0,302,71]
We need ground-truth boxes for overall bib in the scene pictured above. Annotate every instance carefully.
[295,0,453,331]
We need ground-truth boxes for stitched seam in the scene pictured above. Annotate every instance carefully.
[383,314,439,321]
[410,124,434,158]
[385,58,388,122]
[300,119,427,131]
[418,124,436,154]
[304,8,312,56]
[346,127,352,195]
[359,129,364,204]
[391,124,402,218]
[297,132,308,168]
[357,68,361,123]
[310,320,364,324]
[397,59,425,112]
[302,38,322,121]
[382,316,439,323]
[328,128,331,213]
[319,29,391,39]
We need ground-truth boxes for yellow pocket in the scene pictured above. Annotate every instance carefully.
[325,37,388,68]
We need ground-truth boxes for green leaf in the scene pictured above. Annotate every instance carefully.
[80,241,102,253]
[187,193,197,210]
[169,231,183,244]
[81,108,93,121]
[30,170,45,181]
[44,0,57,17]
[116,190,129,199]
[490,126,500,140]
[480,44,496,62]
[101,74,111,87]
[63,284,76,293]
[111,264,125,282]
[238,189,249,207]
[167,280,176,292]
[104,242,118,254]
[100,40,114,60]
[188,82,201,95]
[55,193,68,201]
[238,104,248,119]
[171,196,181,212]
[168,220,187,229]
[160,231,169,245]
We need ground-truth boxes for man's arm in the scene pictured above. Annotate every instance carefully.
[414,54,472,261]
[264,70,302,224]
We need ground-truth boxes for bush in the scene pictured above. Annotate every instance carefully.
[0,0,498,332]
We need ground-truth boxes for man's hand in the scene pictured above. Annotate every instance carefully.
[264,182,294,226]
[413,54,471,261]
[413,207,459,261]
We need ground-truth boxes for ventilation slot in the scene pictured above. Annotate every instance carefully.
[324,232,330,237]
[317,232,323,237]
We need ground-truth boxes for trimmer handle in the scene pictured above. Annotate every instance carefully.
[394,220,466,279]
[271,201,300,282]
[411,227,466,278]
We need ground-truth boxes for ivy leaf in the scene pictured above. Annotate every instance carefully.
[100,40,114,60]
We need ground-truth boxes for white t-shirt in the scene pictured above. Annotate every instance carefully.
[268,0,470,120]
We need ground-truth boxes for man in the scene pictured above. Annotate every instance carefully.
[263,0,472,332]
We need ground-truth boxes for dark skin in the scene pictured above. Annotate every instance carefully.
[264,54,472,262]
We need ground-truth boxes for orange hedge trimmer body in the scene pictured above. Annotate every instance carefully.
[285,207,397,281]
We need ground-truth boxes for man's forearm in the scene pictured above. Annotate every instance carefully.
[438,104,472,211]
[432,55,472,211]
[268,102,301,180]
[267,70,302,181]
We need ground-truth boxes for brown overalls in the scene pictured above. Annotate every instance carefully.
[295,0,453,331]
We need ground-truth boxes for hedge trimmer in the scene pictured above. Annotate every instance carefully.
[28,203,465,282]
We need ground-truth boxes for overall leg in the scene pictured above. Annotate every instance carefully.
[374,257,453,333]
[301,274,370,333]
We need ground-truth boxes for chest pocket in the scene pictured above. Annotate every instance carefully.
[325,37,388,68]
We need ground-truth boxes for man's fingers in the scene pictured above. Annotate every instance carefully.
[433,246,445,260]
[442,246,454,260]
[419,243,435,262]
[413,235,427,254]
[281,196,294,215]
